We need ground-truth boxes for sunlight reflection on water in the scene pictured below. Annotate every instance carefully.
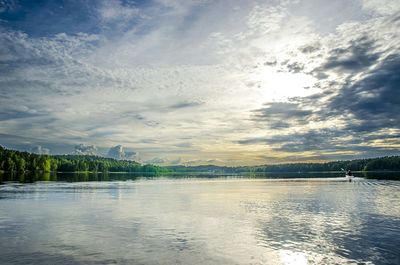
[0,177,399,265]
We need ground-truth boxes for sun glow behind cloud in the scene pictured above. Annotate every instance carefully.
[252,69,318,103]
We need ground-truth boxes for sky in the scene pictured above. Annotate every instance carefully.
[0,0,399,166]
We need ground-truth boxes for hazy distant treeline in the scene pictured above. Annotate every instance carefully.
[168,156,400,173]
[0,146,170,174]
[248,157,400,172]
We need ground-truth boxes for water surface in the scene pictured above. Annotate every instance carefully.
[0,176,399,265]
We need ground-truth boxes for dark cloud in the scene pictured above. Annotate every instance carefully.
[238,128,400,159]
[312,72,329,79]
[246,22,400,160]
[251,102,312,129]
[258,153,357,162]
[268,121,291,129]
[237,137,265,145]
[253,102,312,119]
[133,114,145,120]
[286,62,304,73]
[168,101,203,109]
[328,54,400,132]
[272,130,341,152]
[321,37,380,72]
[239,129,342,149]
[144,120,159,127]
[122,112,159,127]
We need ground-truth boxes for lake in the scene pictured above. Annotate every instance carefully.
[0,174,399,265]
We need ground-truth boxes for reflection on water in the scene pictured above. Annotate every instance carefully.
[0,176,399,265]
[1,171,400,183]
[0,171,154,183]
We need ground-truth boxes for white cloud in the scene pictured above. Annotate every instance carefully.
[107,145,139,161]
[362,0,400,15]
[30,145,50,155]
[72,144,98,156]
[0,0,399,165]
[98,0,140,23]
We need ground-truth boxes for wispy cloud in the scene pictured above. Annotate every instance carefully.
[98,0,139,22]
[0,0,399,165]
[0,0,17,13]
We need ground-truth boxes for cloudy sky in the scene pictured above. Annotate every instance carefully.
[0,0,399,165]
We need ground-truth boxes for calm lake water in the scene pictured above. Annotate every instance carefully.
[0,174,399,265]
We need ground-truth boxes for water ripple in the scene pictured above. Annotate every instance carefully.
[0,177,399,264]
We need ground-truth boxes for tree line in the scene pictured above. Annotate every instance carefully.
[1,146,399,174]
[0,146,170,174]
[246,156,400,172]
[168,156,400,173]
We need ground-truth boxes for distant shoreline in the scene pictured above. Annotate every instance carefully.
[1,146,400,174]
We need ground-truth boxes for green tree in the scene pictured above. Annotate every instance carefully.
[7,157,16,172]
[17,158,26,172]
[39,157,51,172]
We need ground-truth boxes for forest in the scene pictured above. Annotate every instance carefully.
[0,146,170,174]
[247,156,400,172]
[168,156,400,173]
[1,146,399,174]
